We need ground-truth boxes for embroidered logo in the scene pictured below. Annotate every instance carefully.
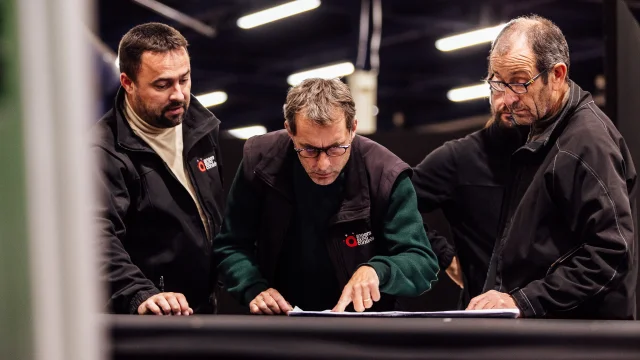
[197,155,217,172]
[344,231,374,248]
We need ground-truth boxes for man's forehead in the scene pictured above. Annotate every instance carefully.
[294,115,348,147]
[139,49,190,79]
[490,33,535,75]
[490,53,535,77]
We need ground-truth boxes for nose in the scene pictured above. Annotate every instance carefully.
[316,152,331,172]
[502,88,520,109]
[169,82,185,102]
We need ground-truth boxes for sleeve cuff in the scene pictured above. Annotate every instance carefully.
[364,262,390,289]
[242,282,270,306]
[510,287,542,318]
[438,244,455,270]
[129,288,161,315]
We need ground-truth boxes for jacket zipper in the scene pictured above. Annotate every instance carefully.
[184,159,215,247]
[330,234,351,286]
[484,162,522,292]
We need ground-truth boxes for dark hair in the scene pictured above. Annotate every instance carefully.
[490,15,570,83]
[117,22,188,82]
[283,78,356,135]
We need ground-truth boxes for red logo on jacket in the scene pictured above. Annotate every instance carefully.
[197,155,217,173]
[344,232,374,247]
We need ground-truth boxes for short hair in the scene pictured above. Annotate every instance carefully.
[283,78,356,135]
[117,22,188,82]
[489,15,570,83]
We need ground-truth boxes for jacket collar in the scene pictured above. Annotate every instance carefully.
[113,87,220,153]
[518,80,591,153]
[254,131,371,222]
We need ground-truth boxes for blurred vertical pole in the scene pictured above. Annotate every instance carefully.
[12,0,102,359]
[0,0,34,358]
[604,0,640,314]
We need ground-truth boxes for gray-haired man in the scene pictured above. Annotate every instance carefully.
[213,78,439,314]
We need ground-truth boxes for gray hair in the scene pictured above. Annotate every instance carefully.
[283,78,356,135]
[489,15,570,83]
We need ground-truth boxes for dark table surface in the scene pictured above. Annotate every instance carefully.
[108,314,640,360]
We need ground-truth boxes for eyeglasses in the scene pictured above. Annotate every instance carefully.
[294,133,353,158]
[487,69,548,94]
[294,145,351,158]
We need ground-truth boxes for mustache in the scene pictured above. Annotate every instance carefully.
[162,101,186,112]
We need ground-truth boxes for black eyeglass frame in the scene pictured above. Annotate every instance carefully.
[487,68,549,94]
[293,131,353,158]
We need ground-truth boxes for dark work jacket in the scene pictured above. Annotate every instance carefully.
[486,81,638,319]
[92,88,225,314]
[413,122,527,307]
[216,130,436,311]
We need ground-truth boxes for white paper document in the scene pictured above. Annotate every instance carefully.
[288,306,519,318]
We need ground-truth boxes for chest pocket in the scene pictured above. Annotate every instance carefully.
[187,142,225,232]
[329,218,378,283]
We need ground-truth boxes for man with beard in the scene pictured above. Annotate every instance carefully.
[461,15,636,319]
[415,15,637,319]
[412,93,528,309]
[93,23,225,315]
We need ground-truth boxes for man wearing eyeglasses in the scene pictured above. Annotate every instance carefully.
[213,78,439,314]
[457,15,637,319]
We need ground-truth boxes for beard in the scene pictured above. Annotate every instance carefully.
[491,92,553,128]
[491,106,517,128]
[133,94,188,129]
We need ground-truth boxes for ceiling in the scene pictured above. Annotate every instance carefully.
[97,0,640,132]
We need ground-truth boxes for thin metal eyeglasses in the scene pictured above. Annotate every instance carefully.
[487,69,548,94]
[294,133,352,158]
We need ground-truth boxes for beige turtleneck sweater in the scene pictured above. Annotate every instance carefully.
[124,96,210,239]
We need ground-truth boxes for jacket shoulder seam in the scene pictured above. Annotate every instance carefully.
[586,102,608,131]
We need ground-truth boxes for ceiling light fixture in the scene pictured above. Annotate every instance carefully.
[435,23,506,52]
[196,91,228,107]
[228,125,267,139]
[447,83,490,102]
[287,62,355,86]
[237,0,321,29]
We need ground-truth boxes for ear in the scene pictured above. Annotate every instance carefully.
[351,118,358,138]
[120,73,135,94]
[285,120,293,138]
[550,63,568,91]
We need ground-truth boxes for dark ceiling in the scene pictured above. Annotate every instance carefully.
[97,0,640,132]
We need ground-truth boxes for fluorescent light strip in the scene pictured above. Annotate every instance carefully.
[435,23,506,52]
[228,125,267,139]
[447,83,490,102]
[237,0,321,29]
[287,62,355,86]
[196,91,228,107]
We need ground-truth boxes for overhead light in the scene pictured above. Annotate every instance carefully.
[196,91,228,107]
[115,56,119,68]
[435,23,506,52]
[228,125,267,139]
[287,62,355,86]
[447,83,490,102]
[237,0,321,29]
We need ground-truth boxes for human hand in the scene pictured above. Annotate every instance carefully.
[332,266,380,312]
[137,292,193,315]
[249,288,292,315]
